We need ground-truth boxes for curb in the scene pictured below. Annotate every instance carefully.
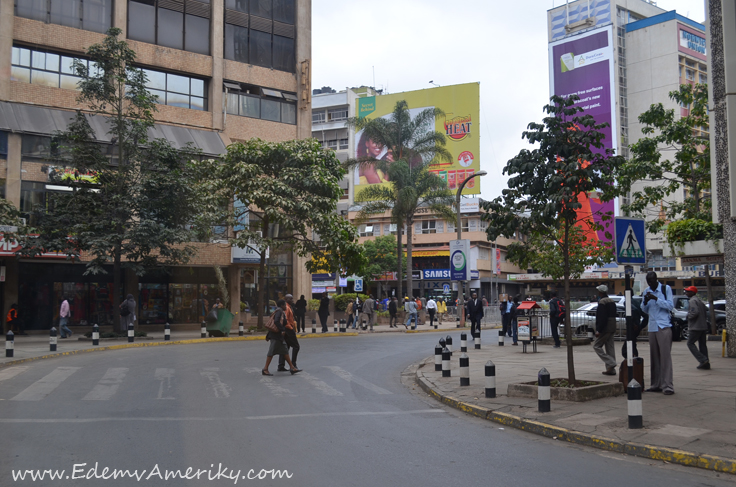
[415,365,736,475]
[0,332,358,368]
[406,324,501,334]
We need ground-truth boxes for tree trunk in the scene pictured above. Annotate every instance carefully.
[396,224,403,300]
[257,215,269,329]
[406,217,413,299]
[563,222,576,383]
[113,244,122,333]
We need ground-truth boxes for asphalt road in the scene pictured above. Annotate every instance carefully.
[0,333,732,487]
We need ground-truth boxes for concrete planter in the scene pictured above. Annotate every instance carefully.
[663,239,723,258]
[507,379,624,402]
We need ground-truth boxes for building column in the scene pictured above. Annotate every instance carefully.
[293,254,310,301]
[0,0,15,101]
[113,0,127,36]
[296,0,312,140]
[228,265,239,319]
[210,0,224,131]
[6,134,21,207]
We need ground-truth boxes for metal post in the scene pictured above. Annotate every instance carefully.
[128,323,135,343]
[441,347,451,377]
[628,379,643,429]
[165,322,171,341]
[92,324,99,346]
[200,321,207,339]
[50,327,57,352]
[238,321,244,336]
[459,353,470,386]
[460,332,467,352]
[538,367,551,412]
[5,331,14,358]
[498,329,504,346]
[485,360,496,398]
[435,345,443,371]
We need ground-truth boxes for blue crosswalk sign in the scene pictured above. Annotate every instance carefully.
[354,279,363,292]
[614,218,646,265]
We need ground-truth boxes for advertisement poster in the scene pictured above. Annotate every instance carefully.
[517,316,530,342]
[549,26,616,245]
[354,83,480,196]
[449,239,470,281]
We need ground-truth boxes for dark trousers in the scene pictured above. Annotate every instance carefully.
[428,309,436,327]
[389,313,398,327]
[687,329,709,364]
[470,318,481,338]
[550,317,561,346]
[295,314,305,333]
[501,313,511,336]
[319,314,329,332]
[278,330,300,369]
[621,318,642,358]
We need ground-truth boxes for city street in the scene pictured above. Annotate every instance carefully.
[0,333,731,486]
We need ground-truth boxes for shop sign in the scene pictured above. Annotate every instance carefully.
[312,287,326,293]
[231,241,268,264]
[450,239,470,281]
[423,269,451,280]
[326,286,337,293]
[0,237,66,258]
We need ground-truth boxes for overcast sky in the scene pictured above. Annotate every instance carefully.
[312,0,706,202]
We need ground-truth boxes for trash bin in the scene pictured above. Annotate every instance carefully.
[207,309,235,337]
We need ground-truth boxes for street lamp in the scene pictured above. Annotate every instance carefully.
[429,80,441,87]
[456,170,487,327]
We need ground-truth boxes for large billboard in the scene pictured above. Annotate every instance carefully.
[549,26,616,245]
[353,83,480,196]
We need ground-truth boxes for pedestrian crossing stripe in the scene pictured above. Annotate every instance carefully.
[619,223,643,259]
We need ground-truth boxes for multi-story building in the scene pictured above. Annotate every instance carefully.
[0,0,312,330]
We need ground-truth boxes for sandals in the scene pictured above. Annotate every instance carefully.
[261,369,273,376]
[290,368,302,375]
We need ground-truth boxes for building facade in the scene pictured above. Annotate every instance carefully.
[0,0,313,330]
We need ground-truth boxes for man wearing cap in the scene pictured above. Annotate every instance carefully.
[684,286,710,370]
[404,297,417,329]
[641,271,675,394]
[594,285,618,375]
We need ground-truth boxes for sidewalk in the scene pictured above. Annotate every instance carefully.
[417,336,736,474]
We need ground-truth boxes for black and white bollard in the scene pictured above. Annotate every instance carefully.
[334,319,338,332]
[312,319,316,334]
[456,316,460,328]
[165,322,171,341]
[435,345,443,371]
[92,324,99,346]
[460,332,467,352]
[627,379,643,429]
[411,316,416,331]
[238,321,244,336]
[5,331,14,358]
[50,327,57,352]
[498,329,504,346]
[446,335,453,355]
[340,319,346,333]
[538,367,551,412]
[439,337,446,349]
[128,323,135,343]
[441,347,451,377]
[587,326,594,342]
[201,321,207,339]
[459,353,470,386]
[474,335,481,350]
[362,319,367,331]
[485,360,496,398]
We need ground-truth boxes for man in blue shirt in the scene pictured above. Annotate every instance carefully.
[640,271,675,395]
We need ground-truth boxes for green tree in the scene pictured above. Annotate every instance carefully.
[18,28,202,331]
[192,138,364,327]
[358,235,398,292]
[619,84,711,233]
[347,100,455,299]
[482,95,627,383]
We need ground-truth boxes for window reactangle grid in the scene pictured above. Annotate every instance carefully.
[421,220,436,234]
[359,224,374,237]
[312,110,326,124]
[225,82,296,124]
[11,46,102,90]
[143,69,207,111]
[128,0,211,56]
[328,108,348,122]
[15,0,113,33]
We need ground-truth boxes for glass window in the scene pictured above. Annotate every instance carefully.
[250,0,272,18]
[167,92,190,109]
[0,132,7,159]
[240,95,260,118]
[328,108,348,121]
[226,0,248,12]
[144,69,166,91]
[83,0,113,33]
[13,46,87,91]
[128,1,156,44]
[281,102,296,125]
[261,99,280,122]
[50,0,81,29]
[273,0,294,24]
[339,138,348,150]
[158,8,184,50]
[11,67,31,84]
[22,136,52,158]
[32,70,61,87]
[272,35,294,72]
[32,51,46,70]
[250,30,272,68]
[226,92,239,115]
[185,14,210,55]
[224,24,249,63]
[190,96,205,111]
[312,111,325,123]
[167,74,191,94]
[191,78,205,97]
[16,0,48,22]
[421,220,436,234]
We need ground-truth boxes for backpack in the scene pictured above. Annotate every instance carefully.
[551,298,565,320]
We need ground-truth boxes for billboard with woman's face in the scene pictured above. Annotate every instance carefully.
[353,83,480,196]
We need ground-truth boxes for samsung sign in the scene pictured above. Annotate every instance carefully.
[423,269,451,280]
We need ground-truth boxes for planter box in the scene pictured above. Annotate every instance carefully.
[507,380,624,402]
[663,239,723,258]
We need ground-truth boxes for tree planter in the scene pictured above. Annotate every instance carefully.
[508,379,623,402]
[663,239,723,258]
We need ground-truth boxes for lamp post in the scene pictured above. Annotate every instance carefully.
[456,171,487,327]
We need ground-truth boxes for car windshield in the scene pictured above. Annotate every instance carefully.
[574,303,597,312]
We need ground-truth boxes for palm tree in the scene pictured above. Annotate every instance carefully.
[347,100,455,300]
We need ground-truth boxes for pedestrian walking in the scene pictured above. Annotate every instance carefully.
[426,297,437,328]
[437,298,447,324]
[363,294,375,327]
[119,294,136,336]
[404,297,417,329]
[593,285,617,375]
[318,292,330,333]
[419,296,427,325]
[641,271,675,395]
[345,300,355,329]
[465,292,484,339]
[548,292,563,348]
[388,297,399,328]
[500,299,511,337]
[510,295,519,345]
[6,303,26,335]
[294,295,307,333]
[59,296,73,338]
[278,295,301,371]
[481,295,488,307]
[262,300,300,376]
[684,286,710,370]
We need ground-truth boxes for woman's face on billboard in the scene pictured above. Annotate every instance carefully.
[366,139,383,157]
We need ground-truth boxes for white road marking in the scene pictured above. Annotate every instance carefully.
[201,368,231,398]
[0,366,28,382]
[245,368,294,397]
[325,366,393,395]
[83,368,128,401]
[154,368,175,400]
[10,367,80,401]
[0,410,445,423]
[298,372,343,396]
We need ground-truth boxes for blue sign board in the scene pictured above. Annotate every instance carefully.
[614,218,646,265]
[354,278,363,292]
[423,269,451,280]
[443,284,450,294]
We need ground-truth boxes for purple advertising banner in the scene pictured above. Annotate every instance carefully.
[548,25,617,244]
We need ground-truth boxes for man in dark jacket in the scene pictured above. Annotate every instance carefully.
[388,297,398,328]
[684,286,710,369]
[465,292,484,339]
[594,285,618,375]
[548,292,563,348]
[294,295,307,333]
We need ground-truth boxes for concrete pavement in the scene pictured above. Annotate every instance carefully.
[417,333,736,474]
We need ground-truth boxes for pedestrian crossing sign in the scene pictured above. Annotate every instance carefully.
[614,217,646,265]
